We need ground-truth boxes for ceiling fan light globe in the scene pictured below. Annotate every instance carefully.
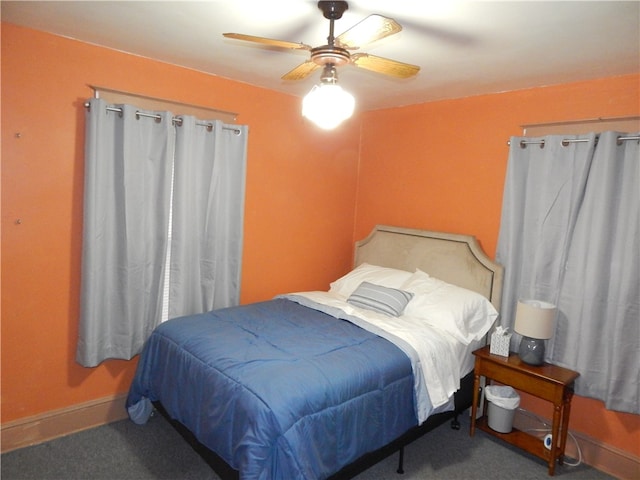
[302,84,355,130]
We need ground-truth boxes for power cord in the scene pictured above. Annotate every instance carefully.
[517,407,582,467]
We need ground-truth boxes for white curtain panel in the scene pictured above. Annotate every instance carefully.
[497,132,639,413]
[77,99,248,367]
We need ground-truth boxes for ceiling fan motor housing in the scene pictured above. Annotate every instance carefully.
[318,1,348,20]
[311,45,350,67]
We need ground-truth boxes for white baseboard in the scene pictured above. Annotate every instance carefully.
[514,409,640,480]
[1,393,129,453]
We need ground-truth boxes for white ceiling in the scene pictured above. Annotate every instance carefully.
[3,1,639,111]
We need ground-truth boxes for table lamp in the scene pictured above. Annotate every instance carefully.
[514,299,556,365]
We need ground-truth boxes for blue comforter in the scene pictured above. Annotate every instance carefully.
[126,298,417,479]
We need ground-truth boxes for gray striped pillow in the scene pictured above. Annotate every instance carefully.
[347,281,414,316]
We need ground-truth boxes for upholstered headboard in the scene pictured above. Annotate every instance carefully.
[354,225,504,311]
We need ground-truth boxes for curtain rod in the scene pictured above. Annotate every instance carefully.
[519,115,640,129]
[89,84,239,120]
[507,135,640,148]
[83,103,243,135]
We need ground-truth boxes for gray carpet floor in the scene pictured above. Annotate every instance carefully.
[2,411,613,480]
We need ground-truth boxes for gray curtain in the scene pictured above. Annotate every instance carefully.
[496,131,639,413]
[168,117,248,318]
[77,99,174,367]
[77,100,248,367]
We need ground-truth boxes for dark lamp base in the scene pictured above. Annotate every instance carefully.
[518,337,545,365]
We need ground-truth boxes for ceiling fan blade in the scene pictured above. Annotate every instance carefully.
[282,61,320,81]
[335,14,402,49]
[351,53,420,79]
[223,33,311,51]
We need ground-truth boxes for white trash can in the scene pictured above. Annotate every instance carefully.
[485,385,520,433]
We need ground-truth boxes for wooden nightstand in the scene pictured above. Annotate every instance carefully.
[470,345,579,476]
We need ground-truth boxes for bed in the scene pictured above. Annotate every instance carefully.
[126,225,503,479]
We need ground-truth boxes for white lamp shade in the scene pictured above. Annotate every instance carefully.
[302,83,355,130]
[514,299,556,339]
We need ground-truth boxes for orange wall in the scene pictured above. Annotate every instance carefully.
[1,23,360,422]
[356,74,640,456]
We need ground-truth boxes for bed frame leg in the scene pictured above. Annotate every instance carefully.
[396,447,405,474]
[450,415,461,430]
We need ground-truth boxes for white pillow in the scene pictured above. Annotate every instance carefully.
[329,263,413,298]
[401,269,498,344]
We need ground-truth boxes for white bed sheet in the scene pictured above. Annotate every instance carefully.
[283,291,482,423]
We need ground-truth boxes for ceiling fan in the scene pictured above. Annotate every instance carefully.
[223,1,420,81]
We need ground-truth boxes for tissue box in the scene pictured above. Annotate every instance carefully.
[490,331,512,357]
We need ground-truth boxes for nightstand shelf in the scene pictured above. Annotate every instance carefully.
[475,417,553,462]
[470,345,579,476]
